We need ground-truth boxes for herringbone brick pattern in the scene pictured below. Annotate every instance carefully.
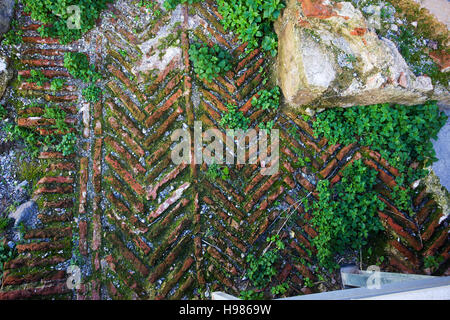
[0,5,77,299]
[0,0,448,300]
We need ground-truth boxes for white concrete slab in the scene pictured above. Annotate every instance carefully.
[432,108,450,191]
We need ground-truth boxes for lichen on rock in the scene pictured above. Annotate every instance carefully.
[423,170,450,223]
[274,0,450,109]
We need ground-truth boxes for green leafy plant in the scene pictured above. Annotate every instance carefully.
[345,54,357,63]
[216,0,285,56]
[23,0,114,44]
[118,49,128,58]
[0,217,11,232]
[82,84,102,103]
[43,106,70,134]
[1,19,24,46]
[139,0,156,9]
[188,42,232,82]
[64,52,101,83]
[3,108,77,157]
[43,106,66,120]
[259,120,275,133]
[163,0,201,10]
[220,104,250,131]
[221,166,230,180]
[270,282,288,296]
[50,78,66,91]
[239,290,264,300]
[252,87,281,111]
[56,132,77,156]
[313,102,447,181]
[376,255,385,266]
[306,159,385,270]
[3,123,41,157]
[27,70,49,87]
[240,235,285,299]
[424,255,444,270]
[0,105,7,119]
[304,277,314,288]
[206,163,229,180]
[64,52,102,106]
[0,244,16,275]
[207,163,221,180]
[313,102,447,216]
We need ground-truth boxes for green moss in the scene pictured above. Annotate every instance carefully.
[385,0,449,47]
[157,28,182,56]
[363,231,389,267]
[388,25,449,85]
[35,193,74,209]
[16,158,46,191]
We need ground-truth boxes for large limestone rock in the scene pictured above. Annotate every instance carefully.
[274,0,450,109]
[0,55,13,100]
[8,201,38,227]
[0,0,14,36]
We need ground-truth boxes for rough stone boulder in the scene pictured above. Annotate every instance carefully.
[0,55,13,100]
[8,201,39,227]
[0,0,14,36]
[274,0,450,109]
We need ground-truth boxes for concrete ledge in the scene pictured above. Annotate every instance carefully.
[279,276,450,300]
[211,292,241,300]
